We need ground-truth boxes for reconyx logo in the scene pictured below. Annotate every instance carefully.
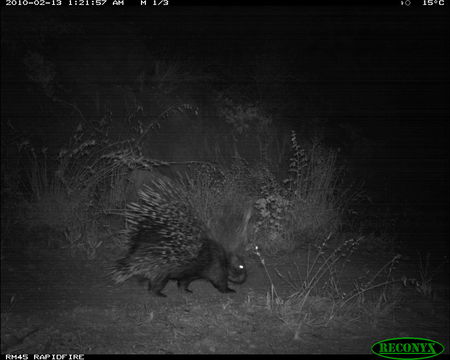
[372,337,445,360]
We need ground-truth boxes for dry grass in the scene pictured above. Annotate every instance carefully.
[251,235,409,340]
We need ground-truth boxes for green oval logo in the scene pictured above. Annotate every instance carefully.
[372,337,445,360]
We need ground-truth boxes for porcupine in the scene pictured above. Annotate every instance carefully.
[110,177,247,297]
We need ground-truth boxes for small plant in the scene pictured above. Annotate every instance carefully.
[286,130,308,192]
[335,254,407,328]
[282,237,361,339]
[253,245,281,309]
[217,94,271,140]
[63,221,103,259]
[253,234,411,338]
[1,295,16,329]
[13,131,130,257]
[406,252,448,298]
[252,131,355,254]
[415,253,434,297]
[339,253,403,308]
[253,235,362,339]
[254,193,292,254]
[216,93,273,162]
[286,135,350,247]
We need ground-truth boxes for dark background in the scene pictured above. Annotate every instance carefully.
[1,4,449,256]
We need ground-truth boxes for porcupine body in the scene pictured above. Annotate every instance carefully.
[111,178,247,297]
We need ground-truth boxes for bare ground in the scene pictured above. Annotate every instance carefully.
[1,229,449,354]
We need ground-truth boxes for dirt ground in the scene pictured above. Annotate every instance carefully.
[1,230,449,355]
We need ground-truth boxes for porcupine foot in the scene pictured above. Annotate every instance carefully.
[218,286,236,293]
[177,279,194,293]
[211,279,235,294]
[148,278,169,297]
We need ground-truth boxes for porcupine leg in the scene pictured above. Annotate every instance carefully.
[148,276,169,297]
[211,281,235,293]
[177,277,197,293]
[209,273,235,293]
[203,255,236,293]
